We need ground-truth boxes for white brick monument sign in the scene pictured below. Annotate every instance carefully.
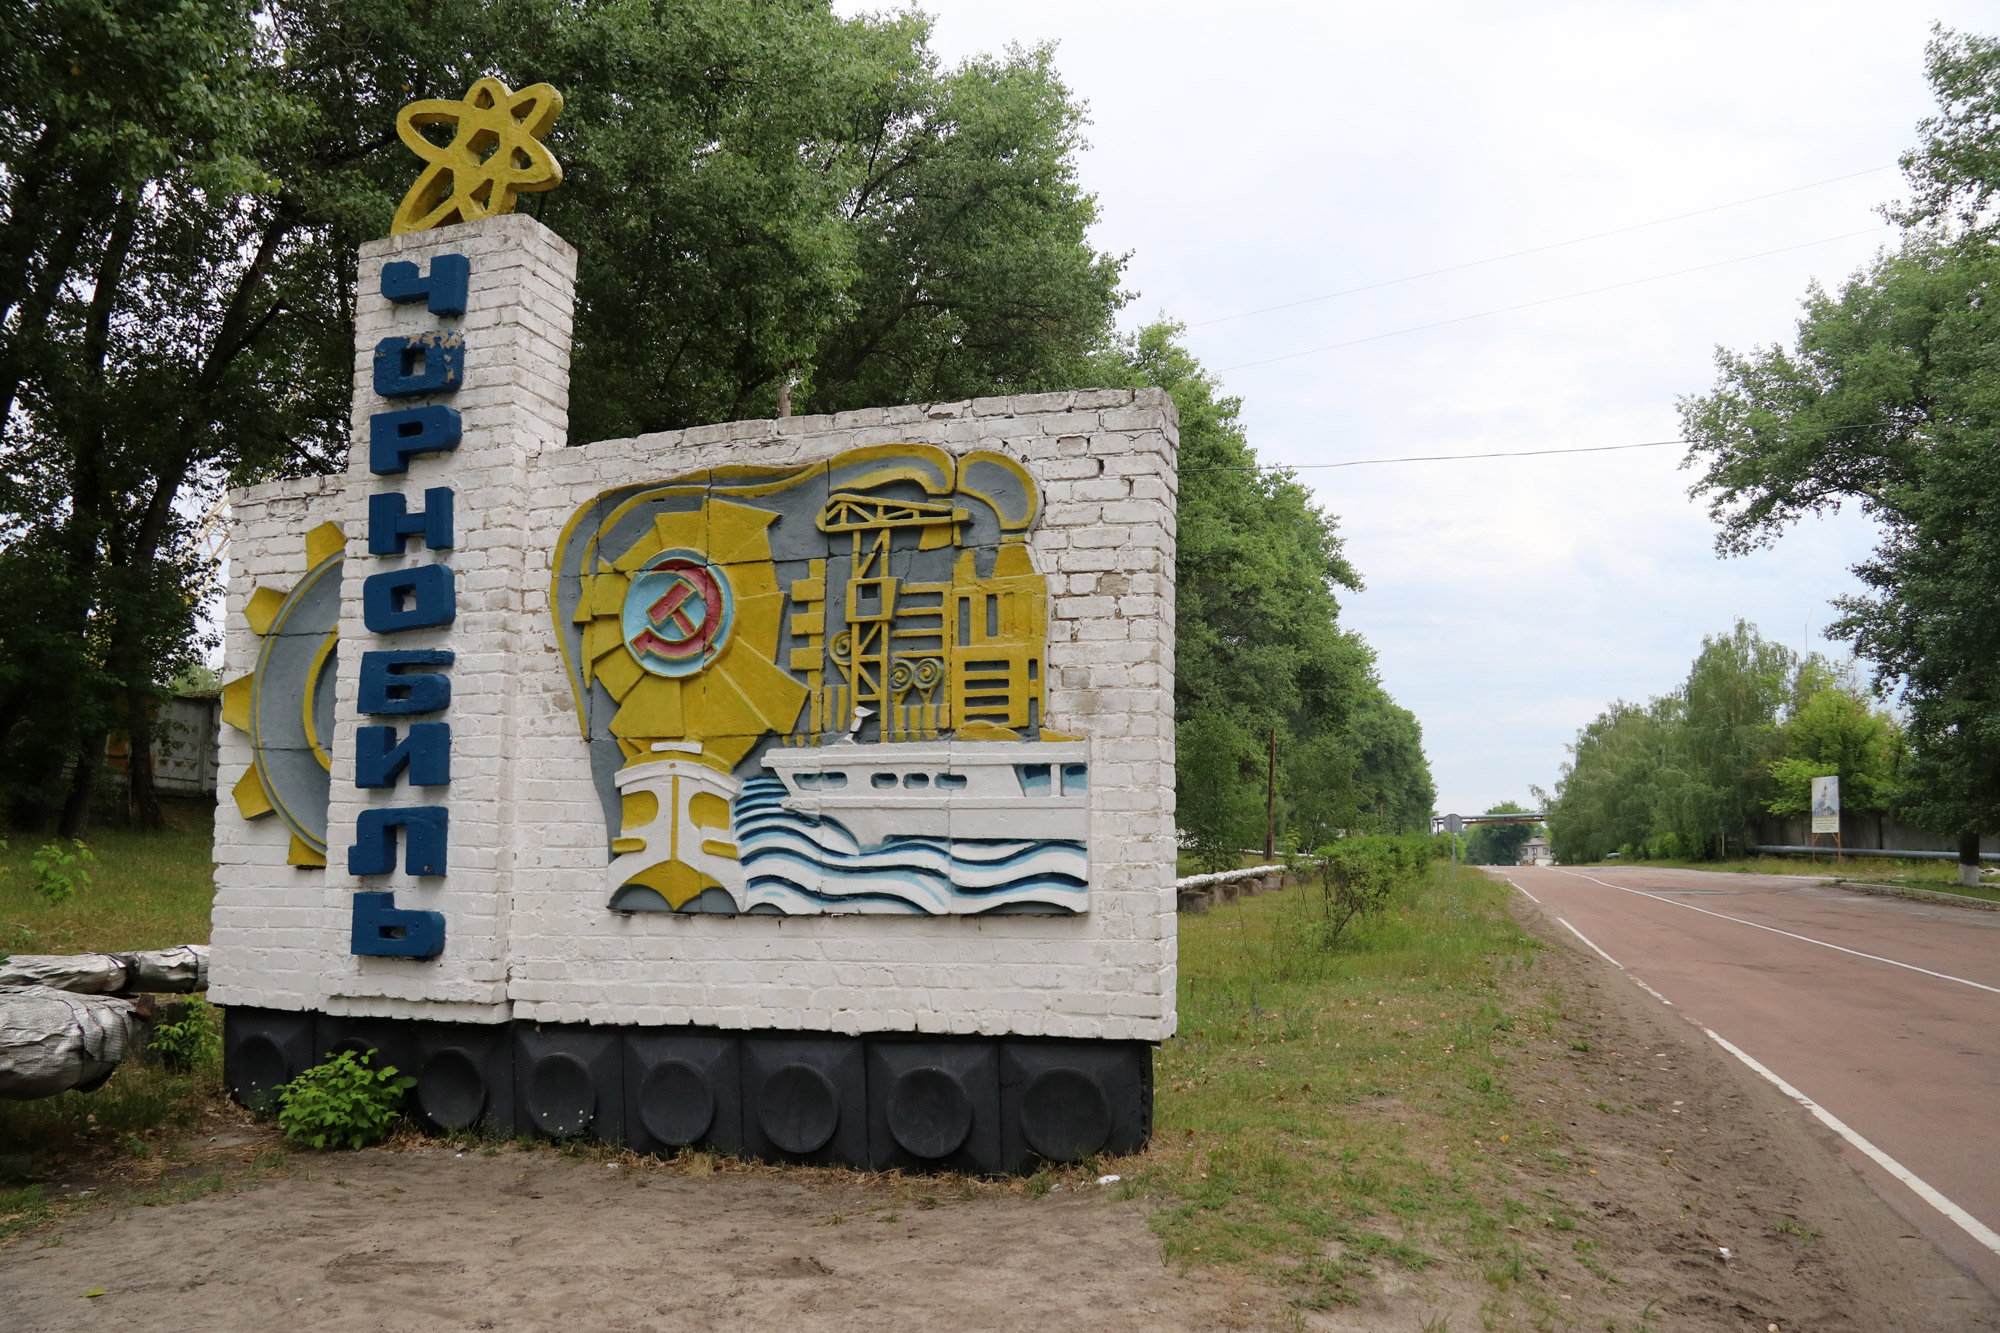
[211,198,1178,1170]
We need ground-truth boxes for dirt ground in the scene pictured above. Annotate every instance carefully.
[2,891,1996,1331]
[0,1150,1285,1332]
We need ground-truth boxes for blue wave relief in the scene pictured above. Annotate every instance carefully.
[733,777,1086,914]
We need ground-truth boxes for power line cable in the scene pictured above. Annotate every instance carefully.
[1190,163,1897,328]
[1182,419,1906,474]
[1216,226,1889,374]
[1182,440,1681,473]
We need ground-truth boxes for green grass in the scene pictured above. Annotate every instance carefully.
[1582,853,2000,901]
[1137,861,1579,1315]
[0,814,225,1236]
[0,810,216,956]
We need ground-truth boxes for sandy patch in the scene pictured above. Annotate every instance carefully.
[0,1150,1275,1331]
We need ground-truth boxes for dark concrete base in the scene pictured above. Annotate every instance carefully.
[222,1008,1151,1174]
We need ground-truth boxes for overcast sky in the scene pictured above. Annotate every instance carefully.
[842,0,1994,817]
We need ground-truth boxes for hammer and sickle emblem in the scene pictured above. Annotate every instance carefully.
[391,77,564,236]
[649,580,703,639]
[623,556,732,677]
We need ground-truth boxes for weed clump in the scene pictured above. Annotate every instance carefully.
[1282,833,1447,958]
[276,1050,413,1150]
[147,1000,221,1074]
[28,840,93,905]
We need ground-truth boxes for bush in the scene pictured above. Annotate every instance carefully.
[276,1050,413,1150]
[147,1000,221,1074]
[1287,833,1438,951]
[28,840,93,905]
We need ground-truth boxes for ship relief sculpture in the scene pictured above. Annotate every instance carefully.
[552,445,1088,915]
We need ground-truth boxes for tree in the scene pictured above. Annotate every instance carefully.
[1342,680,1436,835]
[1765,671,1904,816]
[1679,26,2000,868]
[1544,700,1672,864]
[543,9,1124,437]
[0,0,308,831]
[1546,622,1804,862]
[1090,323,1433,867]
[1649,622,1795,854]
[1464,802,1540,866]
[0,0,1128,830]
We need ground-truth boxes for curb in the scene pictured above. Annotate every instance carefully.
[1827,878,2000,913]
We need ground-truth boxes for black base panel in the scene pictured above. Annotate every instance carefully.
[221,1011,1150,1174]
[222,1007,317,1107]
[866,1038,1001,1175]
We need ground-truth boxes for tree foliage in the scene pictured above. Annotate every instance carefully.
[1545,622,1907,862]
[1679,25,2000,845]
[0,0,1124,830]
[1764,667,1903,817]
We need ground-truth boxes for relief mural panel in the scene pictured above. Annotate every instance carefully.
[551,445,1089,916]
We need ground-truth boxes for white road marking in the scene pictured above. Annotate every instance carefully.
[1526,870,1997,1251]
[1630,978,1675,1006]
[1557,917,1622,968]
[1523,878,1676,1002]
[1703,1027,2000,1256]
[1554,869,2000,997]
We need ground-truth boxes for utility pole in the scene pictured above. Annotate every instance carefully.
[1264,726,1276,860]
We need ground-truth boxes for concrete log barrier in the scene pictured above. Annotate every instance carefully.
[1174,865,1288,913]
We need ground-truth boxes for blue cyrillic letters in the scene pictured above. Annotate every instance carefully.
[357,650,454,714]
[348,806,449,877]
[354,250,472,957]
[362,565,455,633]
[354,722,452,788]
[369,405,461,475]
[380,253,470,317]
[373,333,465,398]
[350,891,446,958]
[369,487,454,554]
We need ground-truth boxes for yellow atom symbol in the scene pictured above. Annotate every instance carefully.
[390,76,564,236]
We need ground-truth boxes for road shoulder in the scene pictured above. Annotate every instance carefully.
[1502,886,1999,1331]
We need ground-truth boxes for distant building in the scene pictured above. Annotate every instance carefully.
[1519,835,1553,866]
[105,691,220,797]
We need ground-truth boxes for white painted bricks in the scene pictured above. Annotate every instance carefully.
[210,215,1179,1041]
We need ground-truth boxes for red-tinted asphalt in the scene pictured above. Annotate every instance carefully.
[1507,863,2000,1293]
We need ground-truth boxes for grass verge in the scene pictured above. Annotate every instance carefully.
[1137,861,1589,1323]
[0,809,216,955]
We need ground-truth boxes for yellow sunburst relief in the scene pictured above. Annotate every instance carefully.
[221,523,345,868]
[552,445,1091,916]
[390,76,564,236]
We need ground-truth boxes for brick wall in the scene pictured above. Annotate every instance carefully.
[210,215,1179,1042]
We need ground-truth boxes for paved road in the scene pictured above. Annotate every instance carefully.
[1507,863,2000,1293]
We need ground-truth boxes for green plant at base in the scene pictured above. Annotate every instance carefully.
[28,841,93,905]
[276,1050,413,1150]
[148,1001,221,1074]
